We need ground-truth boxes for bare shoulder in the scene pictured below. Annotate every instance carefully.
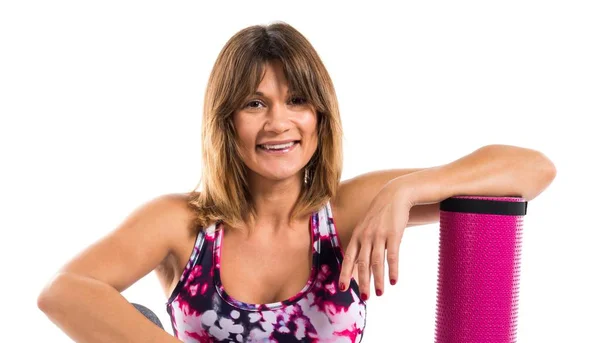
[156,192,199,236]
[132,192,199,246]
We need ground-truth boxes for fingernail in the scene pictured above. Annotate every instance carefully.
[339,282,346,291]
[361,293,368,301]
[391,279,397,285]
[376,289,382,296]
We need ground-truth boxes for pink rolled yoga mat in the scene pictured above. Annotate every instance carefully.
[435,196,527,343]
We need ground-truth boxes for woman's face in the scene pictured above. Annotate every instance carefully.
[233,60,319,185]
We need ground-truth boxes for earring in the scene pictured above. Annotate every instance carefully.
[304,167,309,185]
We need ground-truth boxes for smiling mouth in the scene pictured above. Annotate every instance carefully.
[257,140,300,152]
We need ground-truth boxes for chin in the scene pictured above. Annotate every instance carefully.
[255,169,301,182]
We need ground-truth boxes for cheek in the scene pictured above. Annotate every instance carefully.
[233,118,256,149]
[299,112,318,136]
[306,117,319,145]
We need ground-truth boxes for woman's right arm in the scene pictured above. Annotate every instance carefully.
[37,193,195,343]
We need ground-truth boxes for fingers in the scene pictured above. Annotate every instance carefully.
[338,237,358,293]
[388,201,408,286]
[339,225,392,301]
[371,235,386,297]
[386,236,401,286]
[339,209,406,300]
[357,235,372,301]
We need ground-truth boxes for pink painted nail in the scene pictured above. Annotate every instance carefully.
[339,282,346,291]
[391,279,397,285]
[361,293,368,301]
[376,289,382,296]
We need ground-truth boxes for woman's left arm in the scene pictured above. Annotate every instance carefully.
[337,144,556,300]
[397,144,557,205]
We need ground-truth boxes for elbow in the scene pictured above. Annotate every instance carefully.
[37,294,55,314]
[536,151,557,191]
[544,157,557,183]
[37,288,58,313]
[523,151,557,201]
[37,272,71,313]
[483,144,557,201]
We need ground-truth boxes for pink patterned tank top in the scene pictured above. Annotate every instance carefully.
[166,201,367,342]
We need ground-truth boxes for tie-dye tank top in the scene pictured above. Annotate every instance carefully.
[166,200,367,342]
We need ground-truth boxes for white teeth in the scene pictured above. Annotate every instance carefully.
[260,142,295,150]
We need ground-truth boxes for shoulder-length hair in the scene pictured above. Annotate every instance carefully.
[187,21,343,232]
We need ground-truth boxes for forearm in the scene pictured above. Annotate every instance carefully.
[38,272,181,343]
[395,144,557,204]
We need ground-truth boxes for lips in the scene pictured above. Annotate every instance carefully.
[257,140,300,149]
[257,139,299,145]
[258,141,295,149]
[257,140,299,153]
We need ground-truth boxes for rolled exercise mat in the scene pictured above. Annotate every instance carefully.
[435,196,527,343]
[131,303,164,330]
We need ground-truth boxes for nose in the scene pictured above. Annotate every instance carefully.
[263,102,292,133]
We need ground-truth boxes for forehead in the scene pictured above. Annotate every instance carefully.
[255,60,289,92]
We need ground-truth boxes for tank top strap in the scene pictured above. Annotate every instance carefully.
[166,222,211,305]
[316,200,345,268]
[181,226,207,279]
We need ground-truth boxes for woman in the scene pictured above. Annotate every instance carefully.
[37,22,556,342]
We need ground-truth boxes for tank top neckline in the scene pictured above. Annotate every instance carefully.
[211,209,321,311]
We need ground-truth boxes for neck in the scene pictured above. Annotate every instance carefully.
[244,172,309,234]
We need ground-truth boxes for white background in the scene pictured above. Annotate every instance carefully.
[1,1,598,342]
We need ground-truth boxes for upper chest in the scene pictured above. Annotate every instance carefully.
[217,226,315,304]
[161,201,356,302]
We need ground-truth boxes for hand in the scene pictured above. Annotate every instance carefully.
[338,181,413,300]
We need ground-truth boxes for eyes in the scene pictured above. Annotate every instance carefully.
[243,96,308,110]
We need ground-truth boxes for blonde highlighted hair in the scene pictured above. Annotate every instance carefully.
[187,21,343,232]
